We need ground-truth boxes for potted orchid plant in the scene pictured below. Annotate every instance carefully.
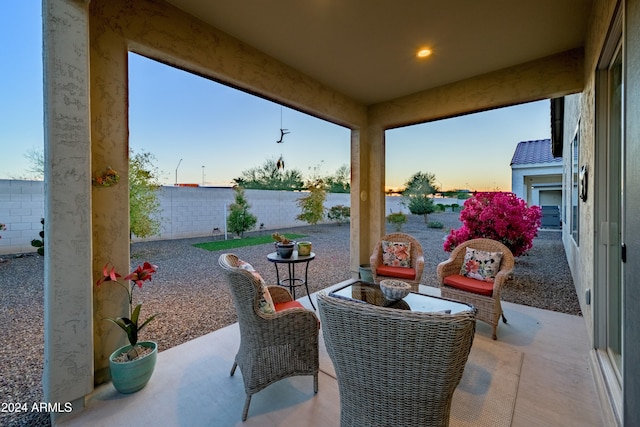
[96,261,160,393]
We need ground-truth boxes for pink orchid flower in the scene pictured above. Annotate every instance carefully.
[125,261,158,288]
[96,263,122,286]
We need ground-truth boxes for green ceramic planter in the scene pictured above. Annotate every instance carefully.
[359,264,374,283]
[109,341,157,394]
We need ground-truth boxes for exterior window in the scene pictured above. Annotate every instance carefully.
[570,126,580,244]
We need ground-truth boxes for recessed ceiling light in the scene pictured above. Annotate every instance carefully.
[417,48,432,58]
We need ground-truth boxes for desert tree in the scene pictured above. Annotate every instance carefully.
[233,158,305,190]
[227,186,258,237]
[129,149,162,239]
[325,164,350,193]
[296,179,327,227]
[401,172,438,223]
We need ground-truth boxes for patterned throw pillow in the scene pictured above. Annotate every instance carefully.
[460,248,503,282]
[381,240,412,268]
[238,260,276,314]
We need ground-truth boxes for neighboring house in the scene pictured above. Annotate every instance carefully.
[510,139,562,228]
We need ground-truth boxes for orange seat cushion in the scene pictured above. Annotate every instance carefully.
[274,300,320,329]
[443,274,494,296]
[274,300,305,311]
[375,265,416,280]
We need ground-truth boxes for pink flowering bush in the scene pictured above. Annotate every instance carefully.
[444,192,542,257]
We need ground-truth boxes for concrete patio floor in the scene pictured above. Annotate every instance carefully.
[58,282,605,427]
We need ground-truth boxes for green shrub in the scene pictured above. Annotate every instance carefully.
[227,186,258,237]
[427,221,444,229]
[31,218,44,256]
[327,205,350,225]
[296,181,327,226]
[129,150,162,239]
[386,211,407,231]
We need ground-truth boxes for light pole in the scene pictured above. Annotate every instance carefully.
[202,165,205,186]
[175,158,183,185]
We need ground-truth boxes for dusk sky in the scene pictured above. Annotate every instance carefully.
[1,2,551,192]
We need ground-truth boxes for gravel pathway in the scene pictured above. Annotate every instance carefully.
[0,212,579,427]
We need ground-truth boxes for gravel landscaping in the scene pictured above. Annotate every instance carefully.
[0,211,580,427]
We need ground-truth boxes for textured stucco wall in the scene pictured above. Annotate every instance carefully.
[561,93,587,317]
[42,0,94,411]
[560,0,620,347]
[558,0,640,422]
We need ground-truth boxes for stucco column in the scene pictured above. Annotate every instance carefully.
[88,1,132,385]
[42,0,93,417]
[350,128,367,276]
[350,124,386,276]
[367,124,386,241]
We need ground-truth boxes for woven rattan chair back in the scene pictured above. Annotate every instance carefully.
[437,238,515,340]
[317,293,475,427]
[370,232,425,289]
[219,253,319,421]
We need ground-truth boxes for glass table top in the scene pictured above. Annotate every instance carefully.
[329,281,474,314]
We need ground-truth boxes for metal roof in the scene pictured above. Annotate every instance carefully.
[510,139,562,166]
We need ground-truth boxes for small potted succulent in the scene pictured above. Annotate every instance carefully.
[272,232,295,258]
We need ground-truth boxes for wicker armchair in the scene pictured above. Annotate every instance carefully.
[317,293,475,427]
[437,238,515,340]
[218,254,319,421]
[370,232,425,290]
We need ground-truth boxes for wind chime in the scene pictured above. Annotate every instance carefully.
[275,105,290,171]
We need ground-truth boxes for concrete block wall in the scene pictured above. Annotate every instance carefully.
[153,186,352,241]
[0,180,353,254]
[0,180,462,254]
[0,180,45,254]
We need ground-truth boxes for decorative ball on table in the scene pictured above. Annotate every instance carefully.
[379,279,412,301]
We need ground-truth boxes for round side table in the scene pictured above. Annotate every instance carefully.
[267,251,316,310]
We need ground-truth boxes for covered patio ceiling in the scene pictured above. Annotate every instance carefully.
[166,0,593,106]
